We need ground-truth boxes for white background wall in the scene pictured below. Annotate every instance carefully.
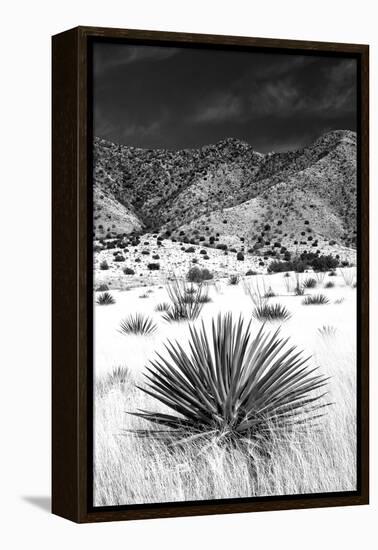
[0,0,375,548]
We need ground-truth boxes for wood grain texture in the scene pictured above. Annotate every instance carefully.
[52,26,369,523]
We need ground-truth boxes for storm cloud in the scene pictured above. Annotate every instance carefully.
[93,42,357,153]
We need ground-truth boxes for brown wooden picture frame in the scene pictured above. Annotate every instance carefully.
[52,26,369,523]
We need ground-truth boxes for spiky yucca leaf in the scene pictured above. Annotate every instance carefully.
[119,314,157,336]
[154,302,171,312]
[130,314,329,443]
[96,291,115,305]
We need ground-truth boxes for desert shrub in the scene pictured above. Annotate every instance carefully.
[324,281,335,288]
[203,255,210,260]
[302,294,329,306]
[264,286,276,298]
[114,254,125,262]
[164,279,207,321]
[119,314,157,336]
[154,302,171,312]
[96,292,115,305]
[236,252,244,261]
[340,268,356,287]
[123,267,135,275]
[253,303,291,322]
[152,254,160,260]
[147,263,160,271]
[185,247,195,253]
[268,254,338,274]
[200,249,207,255]
[228,274,240,285]
[245,270,257,276]
[303,278,317,289]
[187,267,213,283]
[96,283,109,291]
[100,260,109,270]
[216,243,227,251]
[141,250,150,255]
[318,325,337,337]
[130,314,328,443]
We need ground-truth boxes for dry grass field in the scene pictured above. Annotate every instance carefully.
[93,268,357,506]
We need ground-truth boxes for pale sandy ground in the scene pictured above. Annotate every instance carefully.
[94,268,356,378]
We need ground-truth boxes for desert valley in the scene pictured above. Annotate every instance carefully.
[92,129,357,506]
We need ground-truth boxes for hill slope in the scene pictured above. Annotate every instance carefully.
[93,130,357,258]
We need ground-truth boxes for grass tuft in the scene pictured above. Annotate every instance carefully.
[302,294,329,306]
[96,292,115,305]
[253,303,292,322]
[119,314,157,336]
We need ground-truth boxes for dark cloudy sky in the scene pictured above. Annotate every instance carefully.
[93,42,357,153]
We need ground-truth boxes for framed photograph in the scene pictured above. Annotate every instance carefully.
[52,26,369,523]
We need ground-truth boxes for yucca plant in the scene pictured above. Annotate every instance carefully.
[119,314,157,336]
[253,303,291,322]
[164,278,206,321]
[303,278,317,289]
[302,294,329,305]
[318,325,337,337]
[96,291,115,305]
[129,314,329,444]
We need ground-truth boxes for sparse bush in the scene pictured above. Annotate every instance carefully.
[96,292,115,305]
[324,281,335,288]
[228,274,240,285]
[236,251,244,261]
[114,254,125,262]
[100,260,109,270]
[302,294,329,306]
[187,266,213,283]
[152,254,160,260]
[130,314,328,443]
[245,270,257,276]
[119,314,157,336]
[96,283,109,291]
[123,267,135,275]
[147,263,160,271]
[185,247,195,253]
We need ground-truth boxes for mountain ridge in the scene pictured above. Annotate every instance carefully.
[93,130,356,257]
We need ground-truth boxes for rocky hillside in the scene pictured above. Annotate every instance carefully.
[93,130,357,258]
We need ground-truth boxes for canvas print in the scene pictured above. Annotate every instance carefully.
[92,42,357,507]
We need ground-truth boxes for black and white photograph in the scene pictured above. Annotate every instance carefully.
[92,41,358,507]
